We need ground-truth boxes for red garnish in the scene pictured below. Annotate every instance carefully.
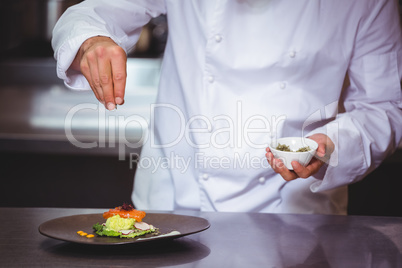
[102,203,146,222]
[120,203,134,211]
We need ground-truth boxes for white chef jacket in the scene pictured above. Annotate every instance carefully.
[52,0,402,214]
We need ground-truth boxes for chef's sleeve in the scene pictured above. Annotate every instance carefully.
[309,0,402,192]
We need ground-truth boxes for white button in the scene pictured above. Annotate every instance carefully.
[208,76,215,83]
[279,82,286,89]
[202,173,209,180]
[289,51,296,58]
[215,34,222,43]
[258,177,266,184]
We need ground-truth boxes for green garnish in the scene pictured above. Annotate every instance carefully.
[275,144,311,152]
[92,215,158,238]
[296,146,311,152]
[93,222,157,238]
[275,143,291,152]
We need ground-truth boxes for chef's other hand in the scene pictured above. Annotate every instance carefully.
[265,133,335,181]
[71,36,127,110]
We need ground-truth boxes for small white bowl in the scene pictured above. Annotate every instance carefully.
[268,137,318,170]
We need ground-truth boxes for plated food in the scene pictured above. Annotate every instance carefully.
[39,211,210,245]
[92,203,159,238]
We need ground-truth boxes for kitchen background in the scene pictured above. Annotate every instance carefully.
[0,0,401,217]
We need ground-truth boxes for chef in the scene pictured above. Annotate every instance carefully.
[52,0,402,214]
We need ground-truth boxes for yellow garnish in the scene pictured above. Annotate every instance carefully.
[77,230,95,238]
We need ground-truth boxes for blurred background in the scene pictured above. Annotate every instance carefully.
[0,0,401,216]
[0,0,167,208]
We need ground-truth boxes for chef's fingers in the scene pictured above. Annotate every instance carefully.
[110,48,127,105]
[74,36,127,110]
[315,144,333,166]
[265,151,275,167]
[80,55,104,104]
[266,152,320,181]
[291,158,323,179]
[265,152,298,181]
[308,133,335,165]
[316,144,326,158]
[96,47,116,110]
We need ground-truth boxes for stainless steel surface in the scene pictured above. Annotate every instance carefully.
[0,207,401,267]
[0,58,160,156]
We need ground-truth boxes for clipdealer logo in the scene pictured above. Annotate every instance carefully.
[63,102,148,159]
[129,151,271,174]
[64,101,339,168]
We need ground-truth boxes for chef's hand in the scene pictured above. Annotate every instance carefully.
[265,133,334,181]
[70,36,127,110]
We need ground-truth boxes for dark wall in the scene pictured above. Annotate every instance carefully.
[348,150,402,217]
[0,151,136,208]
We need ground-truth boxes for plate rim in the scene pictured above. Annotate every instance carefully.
[38,212,210,245]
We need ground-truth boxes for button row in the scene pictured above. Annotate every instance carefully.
[215,34,222,43]
[201,173,209,181]
[289,50,296,58]
[208,33,293,90]
[207,77,288,89]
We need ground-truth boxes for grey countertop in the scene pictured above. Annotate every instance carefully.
[0,207,401,267]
